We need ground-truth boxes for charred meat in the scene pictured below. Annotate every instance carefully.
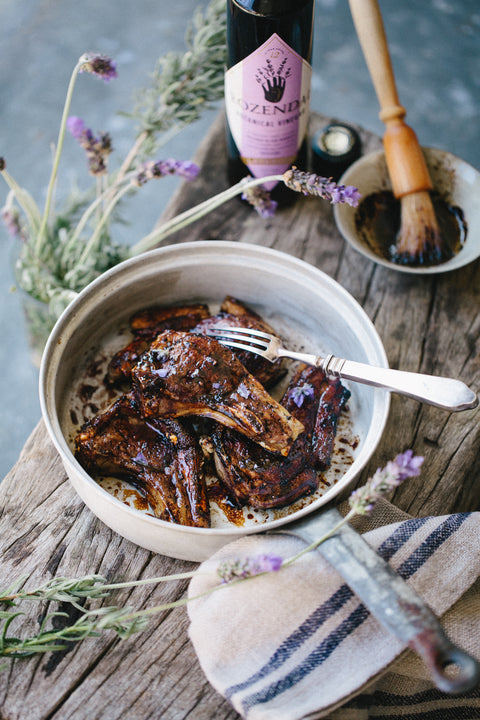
[75,393,210,527]
[132,330,304,456]
[106,303,210,386]
[211,364,350,509]
[74,298,352,525]
[193,296,285,388]
[313,377,351,469]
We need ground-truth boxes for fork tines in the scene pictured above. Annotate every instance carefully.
[208,326,270,353]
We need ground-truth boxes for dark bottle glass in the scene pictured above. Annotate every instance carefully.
[225,0,315,206]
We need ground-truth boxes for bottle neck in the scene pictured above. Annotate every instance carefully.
[231,0,312,16]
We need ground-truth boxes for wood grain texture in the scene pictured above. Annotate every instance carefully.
[0,111,479,719]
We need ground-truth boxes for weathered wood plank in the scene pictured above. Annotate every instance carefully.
[0,111,479,719]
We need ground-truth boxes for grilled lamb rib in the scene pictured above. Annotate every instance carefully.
[313,375,351,469]
[106,303,210,386]
[132,330,304,456]
[193,296,285,388]
[211,364,350,509]
[75,393,210,527]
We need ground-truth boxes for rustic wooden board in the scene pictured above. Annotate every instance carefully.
[0,111,479,719]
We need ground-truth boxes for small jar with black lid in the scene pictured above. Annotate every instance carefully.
[311,122,362,181]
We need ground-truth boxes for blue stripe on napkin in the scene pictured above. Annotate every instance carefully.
[376,515,429,562]
[352,684,480,720]
[396,513,470,580]
[355,683,480,709]
[241,605,371,710]
[225,584,355,699]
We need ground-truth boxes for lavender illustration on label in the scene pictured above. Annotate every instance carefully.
[256,57,292,103]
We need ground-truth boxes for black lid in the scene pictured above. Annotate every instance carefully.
[311,122,362,182]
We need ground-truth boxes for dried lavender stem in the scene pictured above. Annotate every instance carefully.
[0,168,41,233]
[36,59,85,255]
[77,182,133,266]
[130,174,282,255]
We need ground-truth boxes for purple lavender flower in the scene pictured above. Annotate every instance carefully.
[241,183,278,218]
[290,382,314,408]
[152,367,169,377]
[342,184,362,206]
[133,450,148,465]
[349,450,424,515]
[390,449,424,481]
[1,205,24,239]
[172,160,200,181]
[79,53,117,82]
[283,167,361,207]
[133,159,200,187]
[67,116,112,176]
[217,553,283,583]
[66,116,86,140]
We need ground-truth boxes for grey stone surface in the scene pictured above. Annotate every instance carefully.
[0,0,478,479]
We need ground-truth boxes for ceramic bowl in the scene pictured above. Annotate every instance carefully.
[333,147,480,274]
[39,241,390,561]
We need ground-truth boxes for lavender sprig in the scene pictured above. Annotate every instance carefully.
[67,117,113,176]
[217,554,283,583]
[283,167,361,206]
[349,449,424,515]
[133,158,200,186]
[241,184,278,219]
[35,53,118,254]
[1,190,25,240]
[78,53,117,82]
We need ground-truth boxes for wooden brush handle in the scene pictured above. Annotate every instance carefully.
[348,0,433,198]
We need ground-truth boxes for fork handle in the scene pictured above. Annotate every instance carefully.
[317,354,477,412]
[279,348,477,411]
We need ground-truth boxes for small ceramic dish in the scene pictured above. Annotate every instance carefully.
[333,147,480,275]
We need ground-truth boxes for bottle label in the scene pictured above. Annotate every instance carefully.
[225,33,312,189]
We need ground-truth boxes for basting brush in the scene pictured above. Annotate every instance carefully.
[348,0,445,265]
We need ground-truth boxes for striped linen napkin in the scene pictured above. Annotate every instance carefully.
[187,499,480,719]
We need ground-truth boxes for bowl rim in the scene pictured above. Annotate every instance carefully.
[333,146,480,275]
[39,240,391,538]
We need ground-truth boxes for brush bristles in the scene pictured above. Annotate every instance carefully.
[395,191,445,265]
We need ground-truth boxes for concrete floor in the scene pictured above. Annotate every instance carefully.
[0,0,479,479]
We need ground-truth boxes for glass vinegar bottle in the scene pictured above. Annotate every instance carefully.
[225,0,315,206]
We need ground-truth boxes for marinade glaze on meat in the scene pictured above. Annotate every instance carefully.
[75,392,209,527]
[192,296,286,388]
[106,303,210,386]
[74,298,351,527]
[132,330,304,456]
[212,364,350,509]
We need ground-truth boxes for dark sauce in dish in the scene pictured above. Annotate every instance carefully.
[355,190,467,267]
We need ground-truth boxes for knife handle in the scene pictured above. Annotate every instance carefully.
[410,627,480,694]
[284,508,480,694]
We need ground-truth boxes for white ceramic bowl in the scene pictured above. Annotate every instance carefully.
[334,147,480,274]
[39,241,390,560]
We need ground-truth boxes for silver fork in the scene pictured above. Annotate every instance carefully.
[209,326,478,412]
